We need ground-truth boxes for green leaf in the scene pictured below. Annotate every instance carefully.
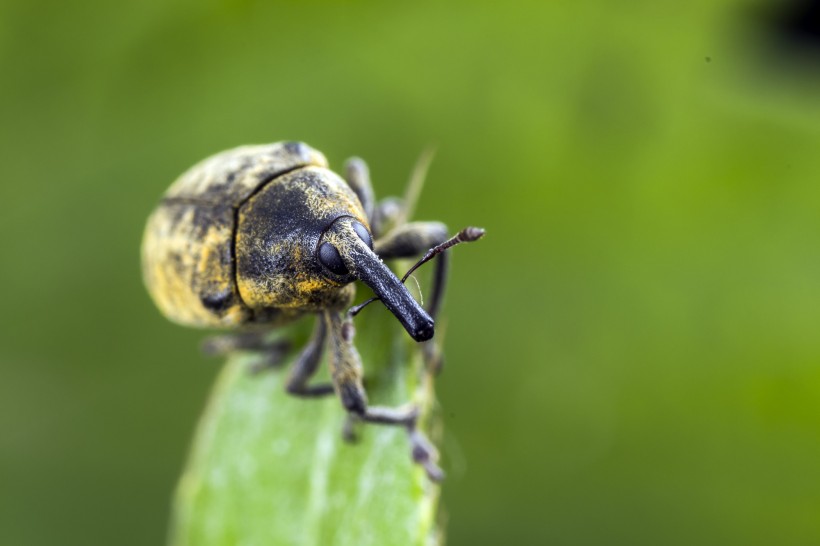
[169,308,442,546]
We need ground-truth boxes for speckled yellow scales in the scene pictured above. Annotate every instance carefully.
[141,142,364,329]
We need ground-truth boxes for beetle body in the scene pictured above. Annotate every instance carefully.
[145,143,369,329]
[142,141,482,480]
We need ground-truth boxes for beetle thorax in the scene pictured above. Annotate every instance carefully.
[235,166,367,312]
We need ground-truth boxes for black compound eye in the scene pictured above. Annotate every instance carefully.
[318,242,349,276]
[352,221,373,249]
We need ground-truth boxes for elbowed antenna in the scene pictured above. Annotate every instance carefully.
[347,226,486,319]
[400,226,485,282]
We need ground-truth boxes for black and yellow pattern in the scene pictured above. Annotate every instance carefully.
[142,141,348,328]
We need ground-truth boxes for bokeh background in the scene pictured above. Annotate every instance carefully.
[3,0,820,544]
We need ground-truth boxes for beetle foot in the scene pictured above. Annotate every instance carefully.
[409,428,444,482]
[404,407,445,481]
[356,404,443,480]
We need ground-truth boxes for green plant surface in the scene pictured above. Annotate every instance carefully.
[170,307,442,546]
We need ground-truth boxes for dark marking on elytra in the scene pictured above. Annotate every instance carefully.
[200,288,233,312]
[167,250,186,278]
[161,147,316,209]
[283,141,307,156]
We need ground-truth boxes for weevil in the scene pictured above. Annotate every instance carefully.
[141,141,483,480]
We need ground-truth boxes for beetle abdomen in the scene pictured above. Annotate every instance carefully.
[143,202,246,327]
[141,142,327,328]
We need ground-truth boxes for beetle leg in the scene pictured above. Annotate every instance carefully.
[201,332,291,372]
[369,197,403,239]
[344,154,432,239]
[202,333,292,374]
[374,221,447,258]
[325,310,444,481]
[344,158,404,240]
[372,146,436,236]
[284,317,335,397]
[344,157,375,225]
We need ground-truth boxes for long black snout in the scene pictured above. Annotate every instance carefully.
[333,221,434,342]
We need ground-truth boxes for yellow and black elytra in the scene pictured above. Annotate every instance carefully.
[142,141,483,480]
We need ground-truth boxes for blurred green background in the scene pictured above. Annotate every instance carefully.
[3,0,820,544]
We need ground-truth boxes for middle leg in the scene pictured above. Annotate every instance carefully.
[285,317,335,398]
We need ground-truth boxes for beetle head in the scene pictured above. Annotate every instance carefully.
[318,216,434,342]
[235,167,433,341]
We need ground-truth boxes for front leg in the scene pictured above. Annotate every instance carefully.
[344,157,402,238]
[344,157,375,224]
[343,151,432,239]
[324,309,444,481]
[285,317,335,397]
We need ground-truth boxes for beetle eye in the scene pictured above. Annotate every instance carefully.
[318,242,349,276]
[352,221,373,249]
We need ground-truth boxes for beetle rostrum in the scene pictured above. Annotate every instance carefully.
[318,216,434,342]
[142,141,483,481]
